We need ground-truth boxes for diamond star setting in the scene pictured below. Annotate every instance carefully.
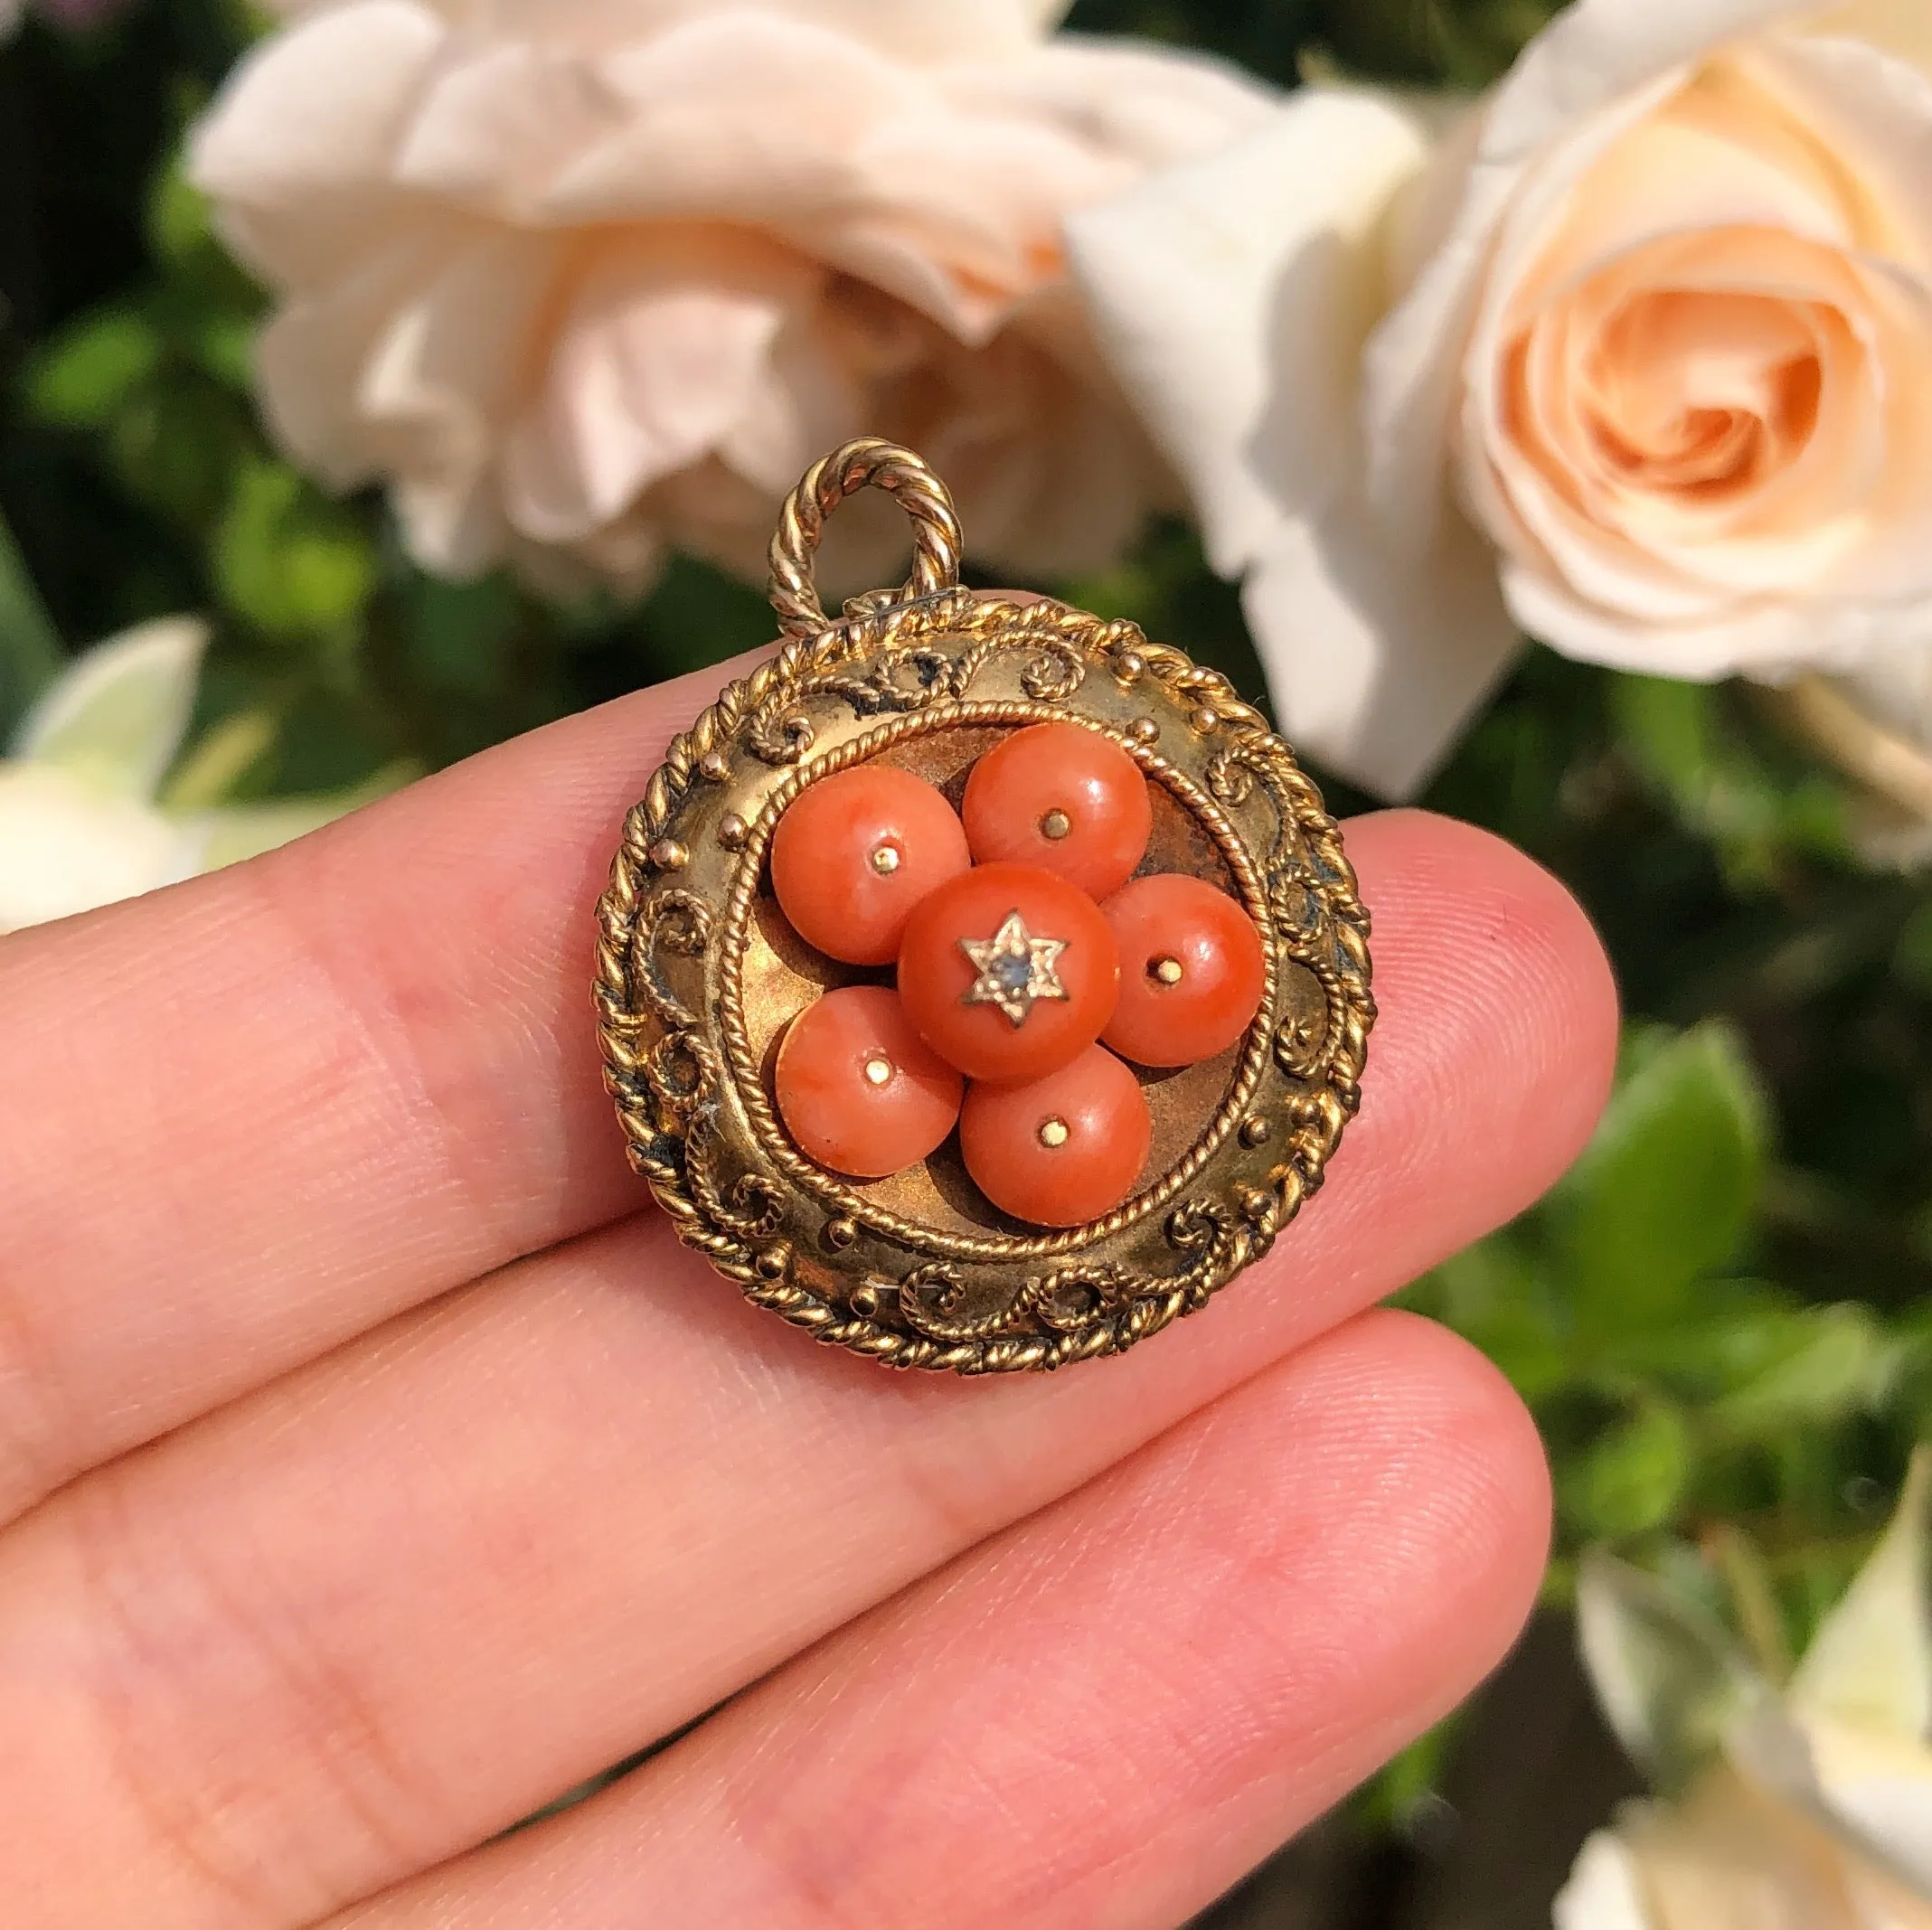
[958,909,1070,1029]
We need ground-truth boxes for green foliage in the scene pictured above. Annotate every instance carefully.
[1554,1024,1767,1338]
[1403,1014,1918,1634]
[0,511,64,733]
[214,458,374,641]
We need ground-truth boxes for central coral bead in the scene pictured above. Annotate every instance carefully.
[896,863,1119,1083]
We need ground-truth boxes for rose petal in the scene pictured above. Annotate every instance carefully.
[1555,1831,1656,1930]
[502,234,812,545]
[188,0,446,287]
[13,617,209,798]
[1243,493,1519,799]
[1068,91,1430,577]
[0,767,199,935]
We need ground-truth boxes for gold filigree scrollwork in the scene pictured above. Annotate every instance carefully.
[1020,1265,1136,1334]
[745,634,1088,767]
[895,1264,1024,1345]
[1019,643,1087,703]
[685,1109,786,1243]
[595,442,1374,1375]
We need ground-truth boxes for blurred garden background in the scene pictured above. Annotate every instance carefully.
[1,2,1927,1925]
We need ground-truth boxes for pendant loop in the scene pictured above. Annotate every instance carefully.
[767,438,965,641]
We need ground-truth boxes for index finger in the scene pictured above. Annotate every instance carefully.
[0,652,740,1521]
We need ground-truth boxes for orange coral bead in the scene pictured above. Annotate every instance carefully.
[773,987,963,1180]
[961,721,1153,899]
[770,765,971,966]
[959,1046,1152,1228]
[1100,873,1267,1068]
[896,862,1119,1083]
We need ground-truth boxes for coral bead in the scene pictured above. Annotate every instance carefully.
[770,765,970,966]
[774,987,964,1179]
[961,721,1153,900]
[959,1046,1152,1228]
[897,862,1119,1083]
[1100,873,1268,1068]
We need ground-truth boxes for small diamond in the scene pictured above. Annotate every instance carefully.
[959,910,1070,1029]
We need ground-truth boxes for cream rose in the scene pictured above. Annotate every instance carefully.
[1555,1451,1932,1930]
[1069,0,1932,799]
[0,619,368,934]
[188,0,1273,597]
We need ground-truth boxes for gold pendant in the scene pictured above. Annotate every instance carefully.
[595,439,1375,1374]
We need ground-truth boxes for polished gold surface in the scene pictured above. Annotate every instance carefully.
[595,438,1376,1374]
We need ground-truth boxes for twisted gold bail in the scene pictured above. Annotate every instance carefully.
[767,438,965,643]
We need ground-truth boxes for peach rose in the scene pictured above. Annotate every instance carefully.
[189,0,1273,596]
[1069,1,1932,799]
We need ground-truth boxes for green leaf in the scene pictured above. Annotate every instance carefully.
[26,307,165,429]
[1559,1402,1694,1540]
[0,513,66,737]
[215,461,376,640]
[146,155,216,269]
[1611,674,1846,884]
[1552,1022,1767,1339]
[1356,1718,1458,1838]
[1707,1304,1889,1440]
[109,382,253,528]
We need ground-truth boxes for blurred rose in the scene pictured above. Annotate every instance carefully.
[0,618,387,934]
[189,0,1273,597]
[1070,1,1932,798]
[1556,1451,1932,1930]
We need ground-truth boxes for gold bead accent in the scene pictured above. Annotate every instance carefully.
[1240,1116,1272,1149]
[1238,1186,1274,1225]
[1039,809,1072,842]
[825,1219,859,1252]
[871,843,902,875]
[1038,1116,1071,1149]
[1191,706,1220,735]
[849,1283,881,1319]
[648,838,689,871]
[1149,956,1184,986]
[1128,717,1160,745]
[697,750,730,783]
[717,814,749,851]
[754,1243,792,1280]
[863,1057,893,1087]
[1113,650,1145,684]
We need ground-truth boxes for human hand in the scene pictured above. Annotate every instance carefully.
[0,646,1616,1928]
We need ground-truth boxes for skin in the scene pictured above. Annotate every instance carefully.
[0,631,1619,1930]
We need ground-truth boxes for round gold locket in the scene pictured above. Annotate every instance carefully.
[595,440,1374,1374]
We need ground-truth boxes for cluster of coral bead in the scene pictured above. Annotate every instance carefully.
[768,722,1267,1229]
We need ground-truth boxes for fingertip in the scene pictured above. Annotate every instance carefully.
[1334,808,1619,1229]
[1334,1308,1553,1675]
